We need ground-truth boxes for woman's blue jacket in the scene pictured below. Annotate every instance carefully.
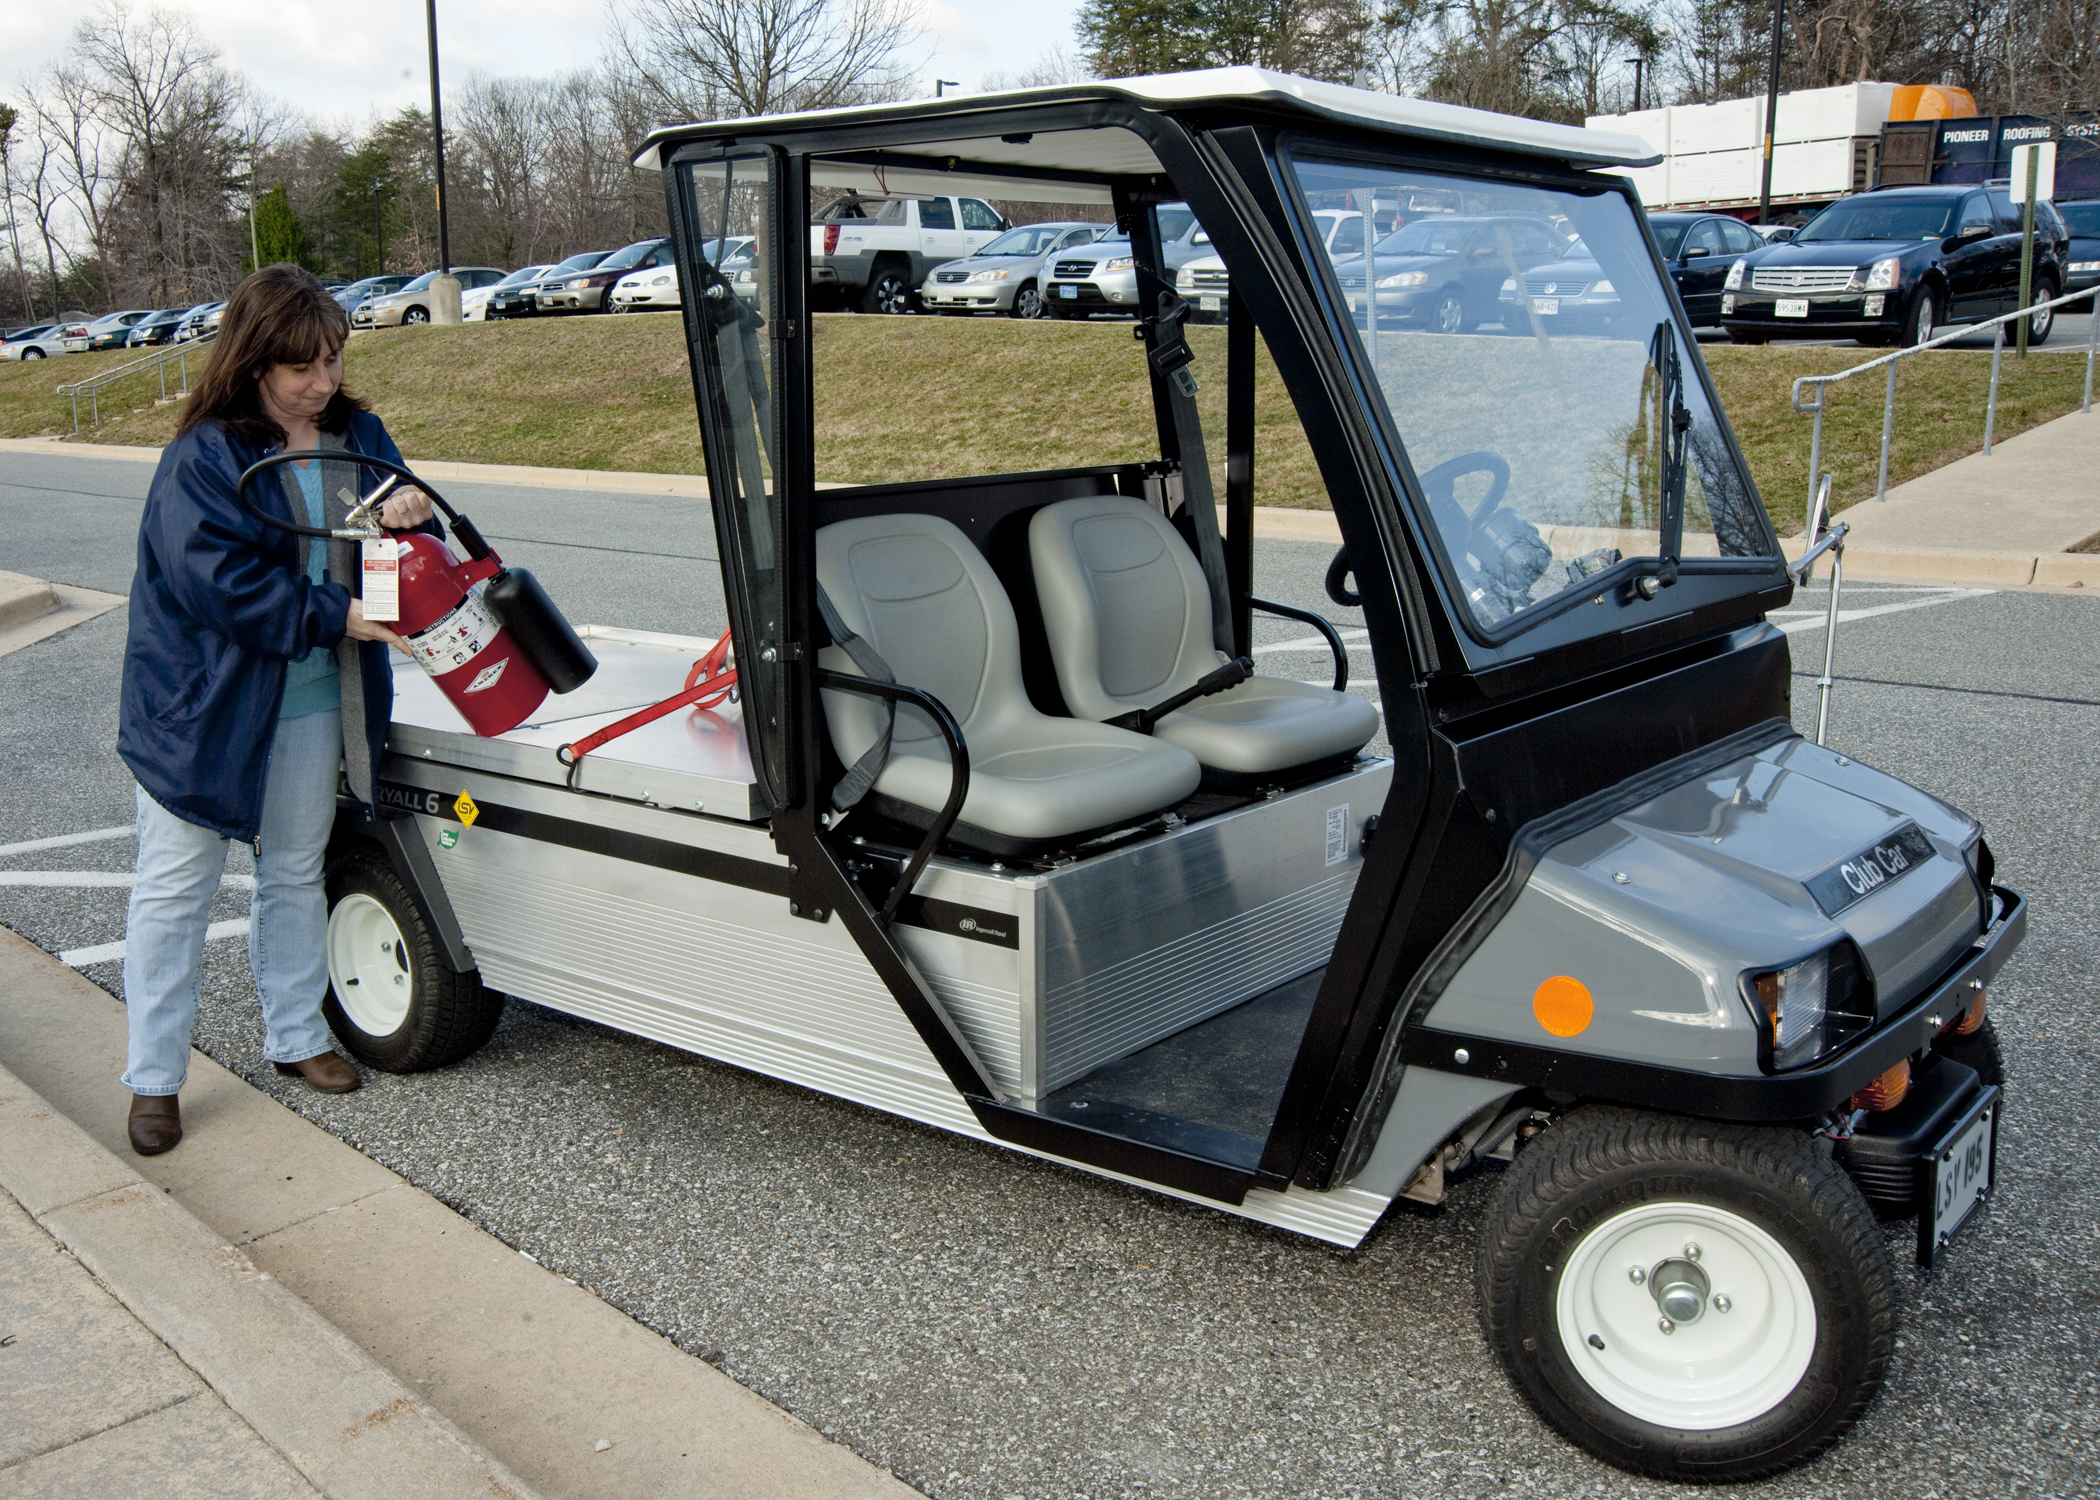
[117,411,437,841]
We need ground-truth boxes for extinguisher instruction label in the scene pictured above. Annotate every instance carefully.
[360,538,400,621]
[407,589,500,675]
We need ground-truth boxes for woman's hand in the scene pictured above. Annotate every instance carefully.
[377,487,435,530]
[345,599,409,655]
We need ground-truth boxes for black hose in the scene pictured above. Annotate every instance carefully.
[234,450,490,558]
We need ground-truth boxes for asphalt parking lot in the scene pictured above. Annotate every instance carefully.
[2,447,2096,1499]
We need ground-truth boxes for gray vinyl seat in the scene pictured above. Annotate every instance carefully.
[817,513,1202,848]
[1029,495,1380,777]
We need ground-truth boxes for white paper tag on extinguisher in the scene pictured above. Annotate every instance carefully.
[360,537,400,621]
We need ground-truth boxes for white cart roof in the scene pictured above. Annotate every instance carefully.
[634,67,1664,177]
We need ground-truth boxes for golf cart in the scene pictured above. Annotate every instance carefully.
[310,70,2022,1482]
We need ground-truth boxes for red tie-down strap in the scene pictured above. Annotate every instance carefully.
[556,629,737,784]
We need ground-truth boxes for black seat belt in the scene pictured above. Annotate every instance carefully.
[1146,289,1235,657]
[815,585,895,810]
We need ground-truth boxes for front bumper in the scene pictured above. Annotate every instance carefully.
[923,280,1016,310]
[1722,289,1901,335]
[1402,884,2026,1123]
[1046,280,1139,313]
[536,285,608,312]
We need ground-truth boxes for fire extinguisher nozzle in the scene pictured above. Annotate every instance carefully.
[483,566,598,694]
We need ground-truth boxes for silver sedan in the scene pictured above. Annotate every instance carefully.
[919,222,1107,319]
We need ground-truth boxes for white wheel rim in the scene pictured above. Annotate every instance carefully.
[1916,297,1934,343]
[327,892,414,1037]
[1556,1200,1817,1431]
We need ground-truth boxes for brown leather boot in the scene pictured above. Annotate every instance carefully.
[128,1093,182,1155]
[274,1051,362,1093]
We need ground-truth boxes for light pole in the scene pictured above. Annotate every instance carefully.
[1626,52,1645,113]
[425,0,461,322]
[1758,0,1785,225]
[935,79,958,98]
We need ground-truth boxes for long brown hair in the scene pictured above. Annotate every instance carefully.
[177,264,370,448]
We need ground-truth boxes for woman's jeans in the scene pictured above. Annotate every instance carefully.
[123,710,343,1095]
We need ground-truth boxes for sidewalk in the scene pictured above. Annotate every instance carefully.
[9,417,2100,590]
[0,927,921,1500]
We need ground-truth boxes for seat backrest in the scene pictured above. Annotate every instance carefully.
[1029,495,1218,721]
[815,513,1035,759]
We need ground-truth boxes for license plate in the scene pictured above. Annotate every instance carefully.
[1199,295,1220,311]
[1531,297,1559,315]
[1920,1084,1998,1267]
[1059,285,1076,299]
[1776,298,1810,318]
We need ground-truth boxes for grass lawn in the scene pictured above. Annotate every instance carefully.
[5,313,2091,535]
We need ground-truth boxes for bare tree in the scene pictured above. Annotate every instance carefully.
[613,0,923,123]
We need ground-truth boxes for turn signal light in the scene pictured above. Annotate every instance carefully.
[1954,987,1987,1036]
[1850,1059,1911,1113]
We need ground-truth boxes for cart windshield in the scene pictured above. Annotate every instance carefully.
[1288,153,1772,641]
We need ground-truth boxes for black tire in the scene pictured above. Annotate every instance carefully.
[1935,1015,2005,1088]
[1430,287,1468,334]
[1477,1106,1896,1483]
[322,849,503,1072]
[1901,286,1939,347]
[2026,278,2058,345]
[403,306,429,325]
[1725,327,1767,345]
[1011,282,1043,319]
[861,262,913,315]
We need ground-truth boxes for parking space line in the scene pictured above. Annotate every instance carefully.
[0,871,253,889]
[59,917,249,969]
[1254,628,1370,654]
[1771,588,1992,635]
[0,824,134,857]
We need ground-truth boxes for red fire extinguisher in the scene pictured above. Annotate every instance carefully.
[239,452,596,738]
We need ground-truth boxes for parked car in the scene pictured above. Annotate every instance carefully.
[465,265,553,321]
[355,267,508,328]
[1496,213,1760,332]
[125,308,188,347]
[175,301,226,342]
[65,310,152,352]
[536,240,670,314]
[488,252,609,318]
[1177,211,1370,320]
[1041,238,1141,317]
[333,276,412,315]
[810,193,1010,313]
[0,324,68,360]
[2060,200,2100,304]
[1753,224,1799,243]
[1153,202,1215,283]
[1329,214,1567,332]
[919,222,1106,318]
[1721,183,2069,347]
[610,263,682,312]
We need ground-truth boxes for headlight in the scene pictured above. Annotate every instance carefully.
[1105,256,1135,271]
[735,268,754,283]
[568,278,593,289]
[1724,259,1747,290]
[1500,278,1516,293]
[1857,257,1900,291]
[1376,271,1429,288]
[966,269,1012,282]
[1591,279,1615,296]
[2072,260,2100,273]
[652,275,672,286]
[1742,942,1872,1070]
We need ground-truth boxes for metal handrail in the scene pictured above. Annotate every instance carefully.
[54,332,216,431]
[1789,285,2099,514]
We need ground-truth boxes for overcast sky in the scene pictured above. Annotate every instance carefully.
[5,0,1084,129]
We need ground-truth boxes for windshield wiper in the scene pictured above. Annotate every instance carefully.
[1632,321,1692,600]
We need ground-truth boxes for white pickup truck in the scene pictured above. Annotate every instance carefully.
[810,193,1010,312]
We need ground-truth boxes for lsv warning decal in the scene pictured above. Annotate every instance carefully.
[464,657,509,694]
[454,792,480,827]
[407,591,500,675]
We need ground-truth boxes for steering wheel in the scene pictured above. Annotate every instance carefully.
[1416,450,1512,539]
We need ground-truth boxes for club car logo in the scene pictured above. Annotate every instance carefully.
[1839,840,1913,897]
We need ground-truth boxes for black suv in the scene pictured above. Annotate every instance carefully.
[1721,184,2069,347]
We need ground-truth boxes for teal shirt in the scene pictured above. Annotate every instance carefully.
[278,459,342,719]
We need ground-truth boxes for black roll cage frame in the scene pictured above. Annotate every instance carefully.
[657,92,1802,1203]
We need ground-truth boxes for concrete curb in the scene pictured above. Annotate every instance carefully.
[0,1064,545,1500]
[8,437,2095,590]
[0,569,59,630]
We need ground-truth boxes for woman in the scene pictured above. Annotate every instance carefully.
[117,264,440,1155]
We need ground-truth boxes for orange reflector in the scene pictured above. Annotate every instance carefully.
[1533,975,1594,1037]
[1955,988,1987,1036]
[1850,1058,1911,1113]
